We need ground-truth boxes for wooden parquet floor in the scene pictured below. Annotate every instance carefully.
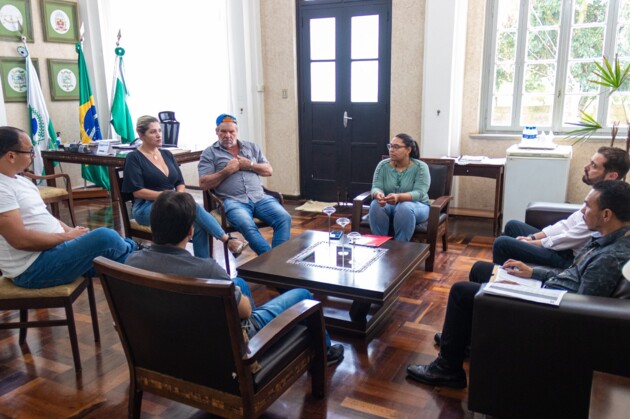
[0,197,494,418]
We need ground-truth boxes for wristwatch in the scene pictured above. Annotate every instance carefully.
[250,160,254,169]
[529,234,537,240]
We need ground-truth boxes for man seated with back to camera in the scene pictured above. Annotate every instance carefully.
[407,180,630,389]
[493,146,630,269]
[124,190,345,365]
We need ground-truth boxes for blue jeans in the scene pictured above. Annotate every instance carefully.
[133,199,225,259]
[13,227,137,289]
[232,277,331,348]
[368,200,430,241]
[223,195,291,255]
[492,220,573,269]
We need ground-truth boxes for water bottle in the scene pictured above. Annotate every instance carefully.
[56,131,61,148]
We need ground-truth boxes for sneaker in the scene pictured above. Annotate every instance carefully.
[326,344,344,366]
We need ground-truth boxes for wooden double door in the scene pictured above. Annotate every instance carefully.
[298,0,392,202]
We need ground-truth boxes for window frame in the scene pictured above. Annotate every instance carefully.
[480,0,625,135]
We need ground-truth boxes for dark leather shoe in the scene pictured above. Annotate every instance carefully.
[406,358,467,389]
[434,332,471,358]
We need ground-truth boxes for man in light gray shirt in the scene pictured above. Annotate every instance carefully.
[198,114,291,255]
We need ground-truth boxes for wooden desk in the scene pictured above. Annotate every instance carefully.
[41,149,202,216]
[452,161,505,236]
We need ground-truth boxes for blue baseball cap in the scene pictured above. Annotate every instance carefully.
[216,113,238,126]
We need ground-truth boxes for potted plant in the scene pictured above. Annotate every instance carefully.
[567,54,630,153]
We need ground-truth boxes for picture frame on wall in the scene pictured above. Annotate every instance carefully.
[0,0,34,42]
[47,58,77,100]
[41,0,78,43]
[0,56,38,102]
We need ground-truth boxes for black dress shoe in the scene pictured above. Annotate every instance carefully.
[434,332,471,358]
[406,357,467,389]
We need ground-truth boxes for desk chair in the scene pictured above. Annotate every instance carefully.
[94,257,326,418]
[22,171,76,227]
[0,276,100,372]
[351,158,454,272]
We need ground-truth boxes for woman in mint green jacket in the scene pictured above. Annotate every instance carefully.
[368,133,430,241]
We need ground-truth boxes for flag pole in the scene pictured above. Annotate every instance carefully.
[108,29,122,140]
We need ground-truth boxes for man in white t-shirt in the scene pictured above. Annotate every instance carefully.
[493,146,630,269]
[0,126,136,288]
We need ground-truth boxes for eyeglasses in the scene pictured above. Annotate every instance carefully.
[10,149,35,157]
[387,144,407,151]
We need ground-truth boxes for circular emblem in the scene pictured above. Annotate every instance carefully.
[50,9,70,34]
[0,5,23,32]
[57,68,76,92]
[7,67,26,93]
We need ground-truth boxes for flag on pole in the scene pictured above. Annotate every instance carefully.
[76,41,109,190]
[22,45,56,176]
[110,45,134,143]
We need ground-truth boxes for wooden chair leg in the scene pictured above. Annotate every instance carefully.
[67,197,77,227]
[87,279,100,342]
[129,383,143,419]
[425,240,437,272]
[19,309,28,344]
[223,242,231,275]
[64,303,82,371]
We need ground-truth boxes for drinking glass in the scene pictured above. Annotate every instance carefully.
[323,206,336,244]
[347,231,362,271]
[336,217,350,267]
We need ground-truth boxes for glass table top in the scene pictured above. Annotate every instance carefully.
[287,240,388,273]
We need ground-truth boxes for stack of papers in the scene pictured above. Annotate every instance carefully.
[484,267,567,306]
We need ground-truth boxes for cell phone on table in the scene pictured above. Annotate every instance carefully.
[329,230,343,240]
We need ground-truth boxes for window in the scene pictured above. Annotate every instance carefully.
[107,0,229,149]
[482,0,630,134]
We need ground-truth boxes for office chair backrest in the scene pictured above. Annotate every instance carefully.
[159,111,180,147]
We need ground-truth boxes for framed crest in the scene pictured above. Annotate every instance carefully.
[47,58,78,100]
[41,0,78,43]
[0,0,34,42]
[0,56,38,102]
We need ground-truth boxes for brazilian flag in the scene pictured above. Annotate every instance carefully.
[76,42,109,191]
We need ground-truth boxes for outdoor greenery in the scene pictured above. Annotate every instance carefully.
[489,0,630,132]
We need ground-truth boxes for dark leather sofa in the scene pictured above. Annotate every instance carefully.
[468,202,630,418]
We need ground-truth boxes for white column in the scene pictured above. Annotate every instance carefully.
[421,0,468,158]
[226,0,265,150]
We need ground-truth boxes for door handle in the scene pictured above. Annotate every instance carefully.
[343,111,353,128]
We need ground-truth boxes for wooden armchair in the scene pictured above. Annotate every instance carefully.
[21,171,76,227]
[203,187,285,272]
[111,167,154,241]
[351,158,454,271]
[94,257,326,418]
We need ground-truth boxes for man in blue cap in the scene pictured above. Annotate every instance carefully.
[198,114,291,255]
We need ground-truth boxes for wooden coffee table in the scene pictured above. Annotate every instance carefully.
[237,230,429,338]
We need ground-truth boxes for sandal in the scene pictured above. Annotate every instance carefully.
[227,235,249,257]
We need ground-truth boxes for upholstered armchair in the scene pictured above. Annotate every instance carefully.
[94,257,327,418]
[351,158,454,271]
